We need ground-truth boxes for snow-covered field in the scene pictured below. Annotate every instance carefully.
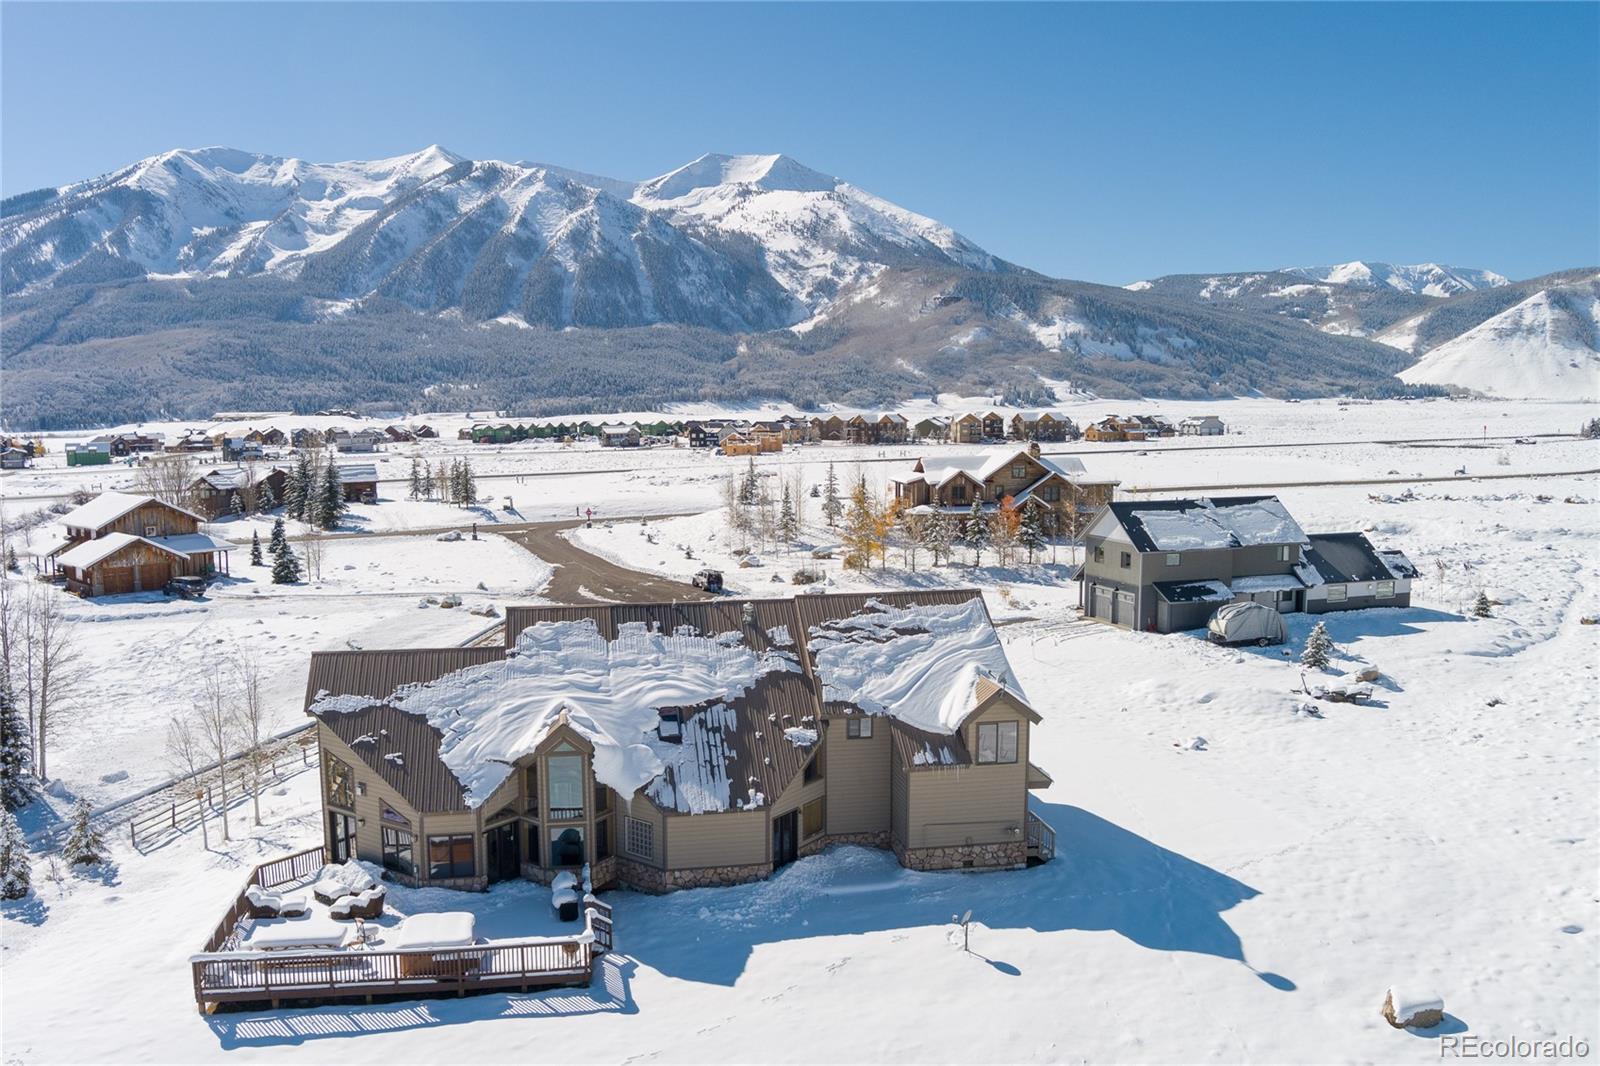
[1,399,1596,1063]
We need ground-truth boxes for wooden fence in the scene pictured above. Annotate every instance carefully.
[129,737,319,851]
[192,849,615,1011]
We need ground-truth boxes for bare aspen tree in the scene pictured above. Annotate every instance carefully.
[134,454,199,510]
[233,648,269,827]
[193,670,236,842]
[21,588,79,783]
[164,710,211,850]
[301,529,326,583]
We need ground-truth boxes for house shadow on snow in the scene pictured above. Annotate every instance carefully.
[204,955,637,1050]
[618,802,1292,991]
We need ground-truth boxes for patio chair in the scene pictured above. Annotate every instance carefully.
[330,885,386,920]
[244,884,311,919]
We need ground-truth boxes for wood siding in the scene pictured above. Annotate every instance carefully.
[904,695,1030,848]
[823,719,890,836]
[666,809,768,868]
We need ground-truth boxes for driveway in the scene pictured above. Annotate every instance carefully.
[499,520,713,604]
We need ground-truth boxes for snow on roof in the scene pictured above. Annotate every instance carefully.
[55,532,154,569]
[1229,573,1306,593]
[901,447,1092,489]
[1378,548,1419,579]
[805,598,1020,735]
[154,533,234,556]
[58,491,202,531]
[311,619,798,810]
[199,465,285,490]
[335,463,378,482]
[1117,497,1307,552]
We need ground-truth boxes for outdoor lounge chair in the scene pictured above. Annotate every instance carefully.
[243,884,311,919]
[329,885,386,920]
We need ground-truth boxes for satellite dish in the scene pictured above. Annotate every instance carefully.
[960,909,972,926]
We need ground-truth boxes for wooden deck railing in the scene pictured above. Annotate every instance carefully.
[192,852,614,1011]
[1025,809,1056,862]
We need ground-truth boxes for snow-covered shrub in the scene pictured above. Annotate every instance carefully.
[1473,591,1492,618]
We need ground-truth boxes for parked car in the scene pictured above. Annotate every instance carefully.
[1207,601,1286,647]
[692,569,724,592]
[163,575,211,600]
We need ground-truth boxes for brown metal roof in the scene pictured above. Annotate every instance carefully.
[890,719,973,771]
[311,591,994,815]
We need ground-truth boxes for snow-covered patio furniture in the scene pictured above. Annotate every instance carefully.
[310,860,379,904]
[243,884,311,919]
[550,871,581,922]
[385,912,482,978]
[241,914,357,952]
[328,885,386,920]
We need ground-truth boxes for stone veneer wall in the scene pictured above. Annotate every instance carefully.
[801,831,890,858]
[609,856,773,894]
[894,840,1027,872]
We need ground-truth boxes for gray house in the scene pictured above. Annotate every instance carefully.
[1080,497,1415,632]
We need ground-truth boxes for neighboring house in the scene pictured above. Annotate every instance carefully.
[1179,415,1226,436]
[1084,417,1146,443]
[190,465,290,520]
[106,432,165,456]
[1134,414,1176,438]
[46,492,232,596]
[385,425,416,443]
[1300,533,1415,613]
[1009,412,1074,442]
[258,428,289,447]
[914,416,951,442]
[166,431,216,453]
[876,413,909,443]
[980,412,1006,440]
[0,447,32,469]
[1078,497,1414,632]
[291,428,325,450]
[890,444,1119,528]
[843,415,875,445]
[951,413,984,444]
[721,433,764,457]
[221,438,264,462]
[305,591,1055,893]
[412,424,438,439]
[683,422,715,449]
[335,463,380,503]
[599,424,643,448]
[65,441,112,466]
[811,415,846,442]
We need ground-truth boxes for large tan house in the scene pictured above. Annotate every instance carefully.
[46,491,232,596]
[305,591,1055,894]
[890,444,1119,529]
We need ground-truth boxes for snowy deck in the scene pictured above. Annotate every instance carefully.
[192,847,614,1010]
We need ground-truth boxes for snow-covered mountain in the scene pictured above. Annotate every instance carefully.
[1398,285,1600,399]
[0,146,1013,329]
[1283,261,1508,298]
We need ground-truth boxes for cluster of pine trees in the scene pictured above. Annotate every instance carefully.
[280,452,348,531]
[407,457,478,506]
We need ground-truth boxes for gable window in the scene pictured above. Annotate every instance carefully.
[145,525,158,537]
[547,753,585,820]
[1093,547,1105,563]
[846,716,874,739]
[1120,551,1132,568]
[1326,584,1348,603]
[976,721,1019,764]
[657,711,682,742]
[427,835,474,880]
[324,754,355,810]
[1375,580,1395,599]
[1276,545,1295,562]
[1166,553,1181,566]
[625,817,655,861]
[524,765,539,814]
[1011,463,1027,479]
[950,485,967,502]
[1045,485,1061,502]
[382,826,415,877]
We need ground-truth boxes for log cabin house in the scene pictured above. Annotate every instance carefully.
[890,444,1119,529]
[191,465,290,520]
[305,592,1055,893]
[45,492,232,596]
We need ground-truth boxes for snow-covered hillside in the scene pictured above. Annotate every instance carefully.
[1285,261,1508,298]
[0,146,1009,328]
[1398,289,1600,399]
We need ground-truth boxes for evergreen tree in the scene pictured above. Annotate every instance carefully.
[318,461,346,531]
[1473,591,1492,618]
[4,544,18,573]
[0,682,34,812]
[230,492,245,518]
[965,499,989,565]
[255,480,276,513]
[778,484,799,544]
[422,462,437,500]
[285,451,313,521]
[249,529,263,567]
[62,797,106,865]
[921,509,956,566]
[1019,504,1047,563]
[408,457,425,500]
[739,458,760,507]
[459,457,477,506]
[1301,621,1334,669]
[0,807,29,900]
[821,464,843,528]
[271,544,303,584]
[446,459,462,505]
[268,517,289,560]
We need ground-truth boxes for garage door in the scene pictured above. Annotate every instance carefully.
[1092,585,1114,621]
[99,565,135,595]
[1114,590,1135,627]
[134,560,171,592]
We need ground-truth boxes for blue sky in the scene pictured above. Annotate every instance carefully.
[2,2,1595,284]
